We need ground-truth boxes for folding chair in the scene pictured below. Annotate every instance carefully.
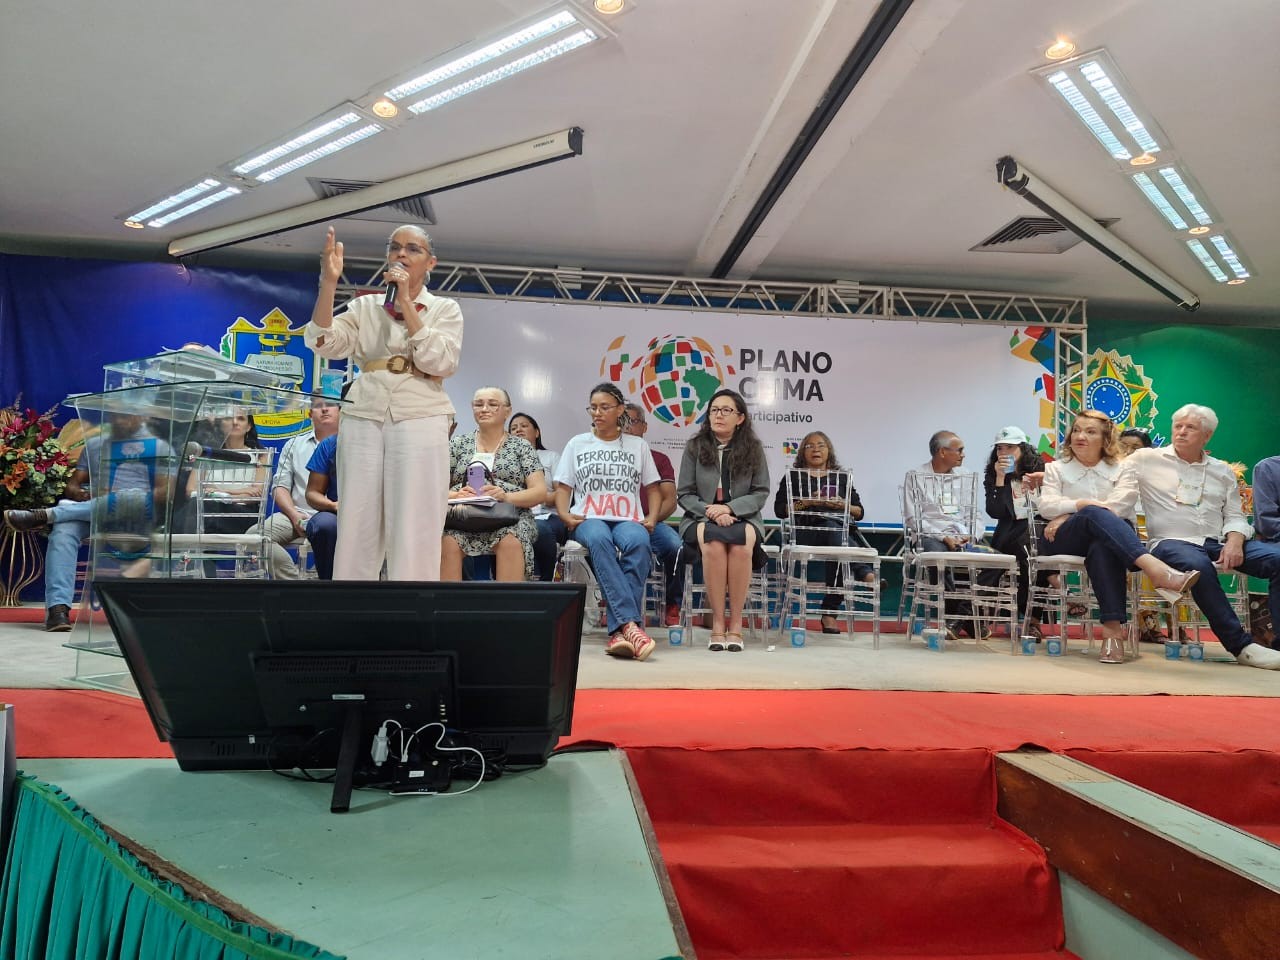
[900,470,1018,645]
[776,469,881,646]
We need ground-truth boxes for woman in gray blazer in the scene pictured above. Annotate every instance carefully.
[677,389,770,651]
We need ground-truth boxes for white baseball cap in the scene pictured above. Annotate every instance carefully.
[993,425,1029,445]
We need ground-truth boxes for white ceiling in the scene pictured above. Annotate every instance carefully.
[2,0,1276,323]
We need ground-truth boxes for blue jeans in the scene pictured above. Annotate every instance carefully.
[44,499,95,609]
[572,519,650,634]
[306,512,338,580]
[1041,505,1146,623]
[650,522,684,605]
[1151,537,1280,655]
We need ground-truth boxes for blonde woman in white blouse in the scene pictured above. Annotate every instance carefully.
[1040,410,1197,664]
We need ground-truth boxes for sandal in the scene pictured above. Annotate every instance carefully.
[725,632,744,653]
[1155,569,1200,605]
[707,633,726,652]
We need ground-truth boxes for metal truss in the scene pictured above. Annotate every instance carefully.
[1055,314,1088,446]
[335,260,1087,329]
[330,260,1087,436]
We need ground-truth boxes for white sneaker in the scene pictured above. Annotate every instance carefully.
[1236,643,1280,670]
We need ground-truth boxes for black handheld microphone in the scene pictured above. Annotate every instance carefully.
[184,442,253,464]
[384,280,398,308]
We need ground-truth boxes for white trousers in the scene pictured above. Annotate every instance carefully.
[334,414,449,580]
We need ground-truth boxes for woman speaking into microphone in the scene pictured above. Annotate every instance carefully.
[305,224,463,580]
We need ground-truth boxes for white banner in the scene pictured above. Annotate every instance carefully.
[445,300,1048,525]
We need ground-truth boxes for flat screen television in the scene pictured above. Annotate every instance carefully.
[96,580,585,810]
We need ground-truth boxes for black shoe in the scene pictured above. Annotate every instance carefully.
[4,508,50,532]
[45,604,72,632]
[820,615,841,635]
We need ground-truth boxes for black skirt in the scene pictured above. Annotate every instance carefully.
[683,519,769,571]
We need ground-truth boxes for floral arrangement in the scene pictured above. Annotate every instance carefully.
[0,397,77,511]
[1226,461,1252,517]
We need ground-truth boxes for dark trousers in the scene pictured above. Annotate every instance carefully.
[532,515,568,582]
[1040,505,1145,623]
[1151,537,1280,655]
[306,512,338,580]
[799,515,871,611]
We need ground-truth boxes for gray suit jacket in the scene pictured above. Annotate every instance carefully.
[676,441,770,542]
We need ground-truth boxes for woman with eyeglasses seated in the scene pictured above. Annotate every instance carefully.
[554,382,663,661]
[1040,409,1198,664]
[773,431,873,635]
[306,224,462,580]
[441,387,545,582]
[508,411,564,582]
[677,390,770,652]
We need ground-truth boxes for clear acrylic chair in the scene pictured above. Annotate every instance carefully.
[899,471,1018,646]
[776,469,881,646]
[1131,567,1250,656]
[1023,508,1101,657]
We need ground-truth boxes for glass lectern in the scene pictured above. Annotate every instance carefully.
[62,351,317,692]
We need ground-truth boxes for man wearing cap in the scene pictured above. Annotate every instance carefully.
[1128,404,1280,670]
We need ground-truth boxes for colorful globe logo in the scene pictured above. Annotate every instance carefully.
[600,334,734,426]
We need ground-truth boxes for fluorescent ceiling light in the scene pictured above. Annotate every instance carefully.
[1157,168,1212,226]
[1034,50,1169,167]
[232,113,364,175]
[385,10,579,101]
[147,186,241,228]
[408,29,597,114]
[1044,71,1132,160]
[126,179,222,223]
[1129,164,1218,236]
[1078,60,1159,154]
[254,124,384,182]
[1208,234,1249,279]
[1185,239,1228,282]
[1131,173,1187,229]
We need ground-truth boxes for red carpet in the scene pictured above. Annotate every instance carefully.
[8,686,1271,959]
[2,689,171,759]
[9,687,1280,758]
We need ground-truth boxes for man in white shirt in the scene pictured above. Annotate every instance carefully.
[903,431,983,637]
[1129,404,1280,670]
[248,394,340,579]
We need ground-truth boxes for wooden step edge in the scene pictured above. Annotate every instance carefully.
[996,750,1280,960]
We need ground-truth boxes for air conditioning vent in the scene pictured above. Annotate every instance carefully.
[971,216,1118,254]
[307,178,436,224]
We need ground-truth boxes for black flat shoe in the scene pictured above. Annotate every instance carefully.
[820,616,840,635]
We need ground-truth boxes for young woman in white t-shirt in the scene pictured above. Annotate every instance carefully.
[508,411,563,582]
[554,382,662,661]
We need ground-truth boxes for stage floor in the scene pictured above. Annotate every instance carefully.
[17,753,681,960]
[3,614,1277,697]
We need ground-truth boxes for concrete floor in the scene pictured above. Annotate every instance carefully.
[2,605,1276,698]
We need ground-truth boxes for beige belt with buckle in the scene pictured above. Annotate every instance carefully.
[362,356,431,379]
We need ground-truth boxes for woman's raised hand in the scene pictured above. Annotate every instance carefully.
[319,227,344,285]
